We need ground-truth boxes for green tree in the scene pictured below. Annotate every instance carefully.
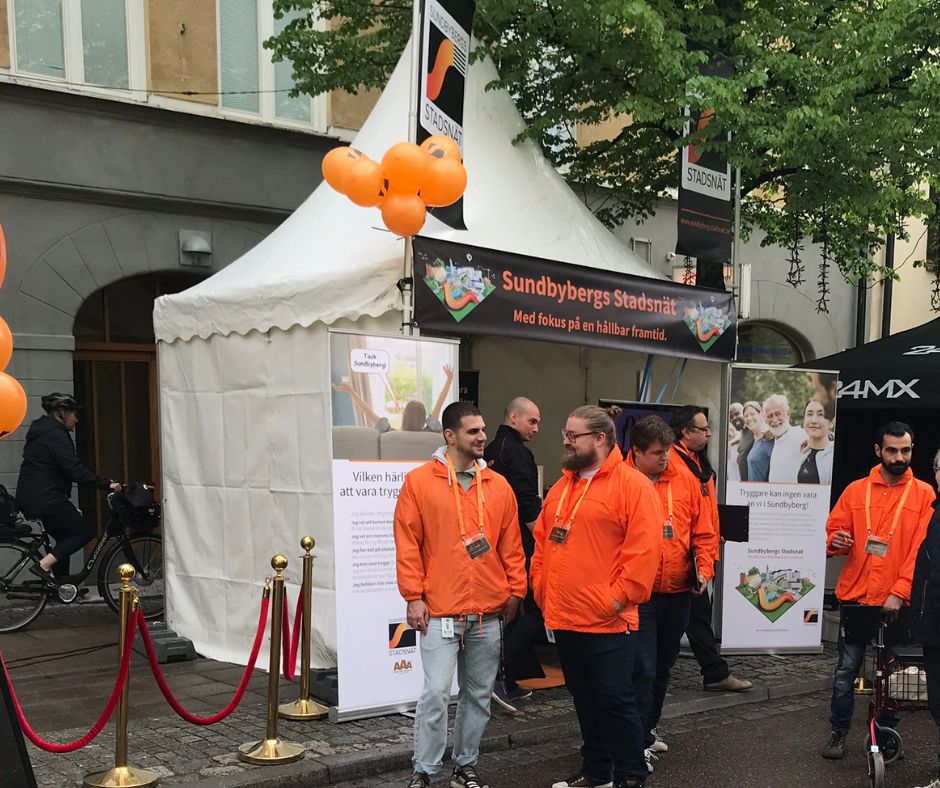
[267,0,940,305]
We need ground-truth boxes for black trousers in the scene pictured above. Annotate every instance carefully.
[925,644,940,779]
[40,505,94,578]
[503,585,545,690]
[685,588,730,684]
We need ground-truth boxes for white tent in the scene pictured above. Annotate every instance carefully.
[153,43,707,669]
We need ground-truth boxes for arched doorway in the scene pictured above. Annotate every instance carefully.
[71,272,206,533]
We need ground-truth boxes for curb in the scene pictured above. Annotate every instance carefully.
[176,675,832,787]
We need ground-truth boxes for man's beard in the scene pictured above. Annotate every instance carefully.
[562,446,597,472]
[769,422,788,439]
[881,458,910,477]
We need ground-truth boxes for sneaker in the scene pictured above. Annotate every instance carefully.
[914,780,940,788]
[406,773,431,788]
[644,748,658,773]
[648,728,667,753]
[613,781,644,788]
[452,764,489,788]
[551,777,613,788]
[703,674,753,692]
[821,728,848,759]
[490,686,519,714]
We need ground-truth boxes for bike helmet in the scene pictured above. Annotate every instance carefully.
[41,392,83,413]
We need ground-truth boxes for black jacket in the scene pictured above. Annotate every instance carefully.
[911,498,940,647]
[484,424,542,558]
[15,415,112,516]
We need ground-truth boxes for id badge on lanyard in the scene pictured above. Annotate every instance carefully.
[863,478,912,560]
[448,457,490,559]
[864,536,889,557]
[463,532,492,559]
[663,518,674,540]
[662,483,674,540]
[551,476,594,546]
[549,524,570,544]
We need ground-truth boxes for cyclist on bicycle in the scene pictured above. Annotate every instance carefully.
[15,392,121,580]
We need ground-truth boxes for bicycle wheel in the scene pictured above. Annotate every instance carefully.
[98,535,164,620]
[0,542,48,633]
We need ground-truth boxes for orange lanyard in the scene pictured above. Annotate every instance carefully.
[447,456,485,538]
[663,481,673,521]
[553,474,595,529]
[864,477,913,542]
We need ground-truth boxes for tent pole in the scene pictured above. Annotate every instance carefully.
[402,6,422,336]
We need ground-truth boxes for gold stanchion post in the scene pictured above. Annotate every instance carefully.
[280,536,329,720]
[84,565,160,788]
[237,555,305,764]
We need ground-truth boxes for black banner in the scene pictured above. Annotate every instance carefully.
[417,0,475,230]
[413,237,737,362]
[676,61,734,264]
[1,665,37,788]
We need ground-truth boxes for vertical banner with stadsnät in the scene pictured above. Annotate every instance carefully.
[721,364,839,652]
[329,330,459,718]
[417,0,475,230]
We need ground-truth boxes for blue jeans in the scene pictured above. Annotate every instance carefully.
[635,593,692,746]
[413,615,501,776]
[829,628,899,732]
[555,629,647,784]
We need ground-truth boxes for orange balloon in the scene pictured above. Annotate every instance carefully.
[420,158,468,207]
[381,193,427,237]
[321,147,368,194]
[0,372,27,439]
[0,317,11,372]
[345,159,386,207]
[382,142,429,195]
[420,134,462,162]
[0,223,6,289]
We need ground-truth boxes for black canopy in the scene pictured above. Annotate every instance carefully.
[803,317,940,410]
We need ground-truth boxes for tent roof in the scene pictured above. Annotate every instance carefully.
[153,40,661,344]
[801,316,940,409]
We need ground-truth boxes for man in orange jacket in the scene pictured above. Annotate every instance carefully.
[670,406,753,694]
[626,416,717,772]
[821,421,935,760]
[531,405,662,788]
[394,401,527,788]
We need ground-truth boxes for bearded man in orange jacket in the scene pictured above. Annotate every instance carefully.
[531,406,662,788]
[821,421,935,760]
[626,416,717,772]
[394,401,527,788]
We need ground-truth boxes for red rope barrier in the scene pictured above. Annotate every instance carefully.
[282,585,303,681]
[137,592,270,725]
[0,610,140,753]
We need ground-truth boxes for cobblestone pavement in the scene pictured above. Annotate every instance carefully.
[2,601,841,787]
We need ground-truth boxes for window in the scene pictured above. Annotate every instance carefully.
[6,0,142,93]
[736,322,805,366]
[218,0,314,126]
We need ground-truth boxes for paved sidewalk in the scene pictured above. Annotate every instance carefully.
[1,601,838,787]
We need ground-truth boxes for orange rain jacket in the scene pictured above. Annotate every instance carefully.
[669,443,721,566]
[529,445,663,633]
[394,452,527,616]
[625,450,717,593]
[826,465,934,605]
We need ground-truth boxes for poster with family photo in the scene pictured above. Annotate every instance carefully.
[721,365,839,653]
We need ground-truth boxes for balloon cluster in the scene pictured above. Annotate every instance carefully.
[0,224,25,439]
[321,135,467,238]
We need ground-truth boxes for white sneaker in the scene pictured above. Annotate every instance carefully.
[914,780,940,788]
[644,748,658,773]
[649,728,668,752]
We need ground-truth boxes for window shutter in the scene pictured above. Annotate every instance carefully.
[220,0,259,113]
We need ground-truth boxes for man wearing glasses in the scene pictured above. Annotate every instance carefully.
[669,406,753,695]
[532,406,662,788]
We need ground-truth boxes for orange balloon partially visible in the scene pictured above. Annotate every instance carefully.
[345,160,386,207]
[0,223,6,288]
[421,158,468,207]
[382,142,429,195]
[420,134,462,162]
[322,147,368,194]
[0,317,12,372]
[0,372,27,439]
[381,193,427,237]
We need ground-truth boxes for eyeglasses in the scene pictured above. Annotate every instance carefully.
[562,430,597,442]
[687,424,712,434]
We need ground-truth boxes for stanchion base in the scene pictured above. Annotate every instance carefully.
[83,765,161,787]
[237,737,305,764]
[279,697,330,720]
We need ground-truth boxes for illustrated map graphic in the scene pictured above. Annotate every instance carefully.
[736,565,815,623]
[423,258,495,322]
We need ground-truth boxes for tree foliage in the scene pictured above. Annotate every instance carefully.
[268,0,940,293]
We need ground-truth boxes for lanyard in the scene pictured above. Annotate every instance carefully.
[664,481,673,521]
[864,477,913,542]
[553,474,595,529]
[447,455,485,538]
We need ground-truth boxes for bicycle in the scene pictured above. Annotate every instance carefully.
[0,484,164,633]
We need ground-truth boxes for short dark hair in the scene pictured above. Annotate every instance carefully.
[631,416,675,451]
[670,405,706,442]
[875,421,913,447]
[442,401,482,433]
